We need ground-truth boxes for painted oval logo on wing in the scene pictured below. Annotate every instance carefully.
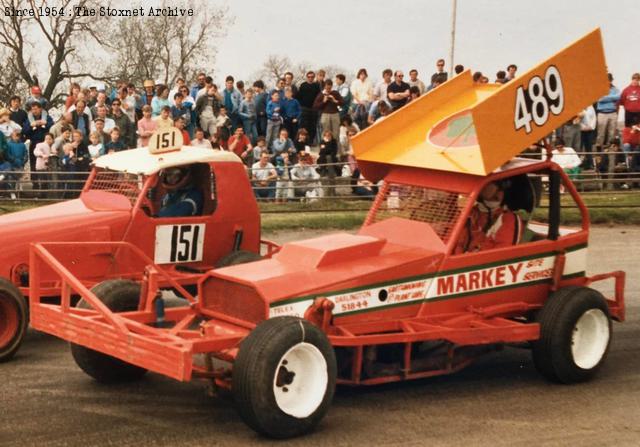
[427,109,478,148]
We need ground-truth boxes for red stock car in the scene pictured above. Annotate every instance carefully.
[27,30,626,439]
[0,128,263,362]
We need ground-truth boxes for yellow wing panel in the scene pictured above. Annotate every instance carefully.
[473,28,609,174]
[352,28,609,178]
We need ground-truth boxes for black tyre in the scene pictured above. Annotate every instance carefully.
[532,286,612,384]
[70,279,148,383]
[215,250,262,268]
[0,278,28,363]
[233,317,337,439]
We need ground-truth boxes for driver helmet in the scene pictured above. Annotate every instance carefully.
[161,166,192,191]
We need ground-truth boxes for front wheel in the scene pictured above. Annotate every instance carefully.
[532,286,612,384]
[0,278,28,362]
[70,279,148,383]
[233,317,337,439]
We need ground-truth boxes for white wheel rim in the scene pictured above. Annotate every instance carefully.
[571,308,610,369]
[273,342,328,419]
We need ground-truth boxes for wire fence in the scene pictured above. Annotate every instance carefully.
[1,156,640,213]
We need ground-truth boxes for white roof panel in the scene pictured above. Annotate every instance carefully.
[93,146,241,175]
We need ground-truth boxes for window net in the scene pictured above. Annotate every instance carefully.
[366,183,469,243]
[89,170,143,205]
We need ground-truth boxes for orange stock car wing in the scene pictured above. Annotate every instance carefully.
[351,28,609,179]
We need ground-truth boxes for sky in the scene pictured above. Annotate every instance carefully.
[214,0,638,85]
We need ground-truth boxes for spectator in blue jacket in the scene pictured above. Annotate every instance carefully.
[269,78,286,103]
[282,87,301,140]
[271,128,295,159]
[171,93,192,132]
[266,91,283,150]
[239,89,258,144]
[595,73,621,149]
[223,75,243,131]
[6,130,27,170]
[2,130,27,195]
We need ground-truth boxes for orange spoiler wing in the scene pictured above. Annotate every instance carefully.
[351,28,609,180]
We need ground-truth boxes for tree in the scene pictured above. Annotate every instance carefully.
[104,1,232,88]
[0,0,112,106]
[261,54,291,84]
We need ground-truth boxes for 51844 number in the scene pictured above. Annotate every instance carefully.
[514,66,564,134]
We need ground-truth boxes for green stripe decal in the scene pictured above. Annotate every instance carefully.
[270,243,588,309]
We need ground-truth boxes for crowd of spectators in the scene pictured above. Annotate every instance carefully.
[0,60,638,200]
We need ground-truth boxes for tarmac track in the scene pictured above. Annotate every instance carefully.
[1,226,639,447]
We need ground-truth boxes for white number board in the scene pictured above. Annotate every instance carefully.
[148,128,184,154]
[155,224,205,264]
[514,65,564,134]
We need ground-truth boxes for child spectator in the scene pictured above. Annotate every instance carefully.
[6,130,27,171]
[154,106,174,129]
[60,143,76,198]
[137,105,157,146]
[338,116,360,160]
[408,86,421,102]
[171,93,192,130]
[210,132,221,150]
[239,89,258,144]
[0,108,21,138]
[191,128,213,149]
[70,129,91,172]
[622,116,640,171]
[173,117,191,145]
[294,128,311,154]
[215,106,232,148]
[53,126,73,156]
[265,91,283,149]
[274,151,292,202]
[88,131,104,160]
[105,127,127,153]
[0,149,13,195]
[253,136,268,162]
[227,127,253,165]
[4,130,27,196]
[271,128,295,159]
[33,133,54,195]
[318,130,339,177]
[282,87,301,140]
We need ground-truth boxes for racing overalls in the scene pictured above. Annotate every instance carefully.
[456,204,523,253]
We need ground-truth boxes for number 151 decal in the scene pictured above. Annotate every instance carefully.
[514,65,564,134]
[155,224,205,264]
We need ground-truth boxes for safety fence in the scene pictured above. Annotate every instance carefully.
[1,158,639,214]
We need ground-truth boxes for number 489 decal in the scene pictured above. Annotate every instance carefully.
[514,66,564,134]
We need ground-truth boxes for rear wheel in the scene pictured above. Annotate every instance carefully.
[70,279,148,383]
[233,317,337,438]
[0,278,28,362]
[532,286,611,383]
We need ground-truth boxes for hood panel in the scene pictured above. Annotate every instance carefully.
[0,199,130,276]
[212,218,448,301]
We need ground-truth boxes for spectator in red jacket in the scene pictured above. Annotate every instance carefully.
[618,73,640,127]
